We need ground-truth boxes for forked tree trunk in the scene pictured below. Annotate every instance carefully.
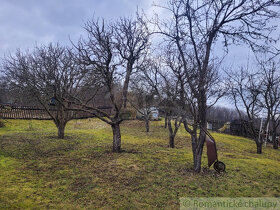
[164,115,168,129]
[112,123,121,153]
[192,130,206,173]
[193,145,204,173]
[184,120,203,173]
[145,116,150,132]
[167,117,182,148]
[193,94,207,173]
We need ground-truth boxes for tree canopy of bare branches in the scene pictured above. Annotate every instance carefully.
[259,58,280,149]
[69,16,150,152]
[153,0,280,172]
[227,68,263,153]
[2,44,84,138]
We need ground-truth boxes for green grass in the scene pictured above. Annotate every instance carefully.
[0,119,279,209]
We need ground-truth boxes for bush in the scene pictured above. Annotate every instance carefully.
[120,107,137,120]
[0,119,5,128]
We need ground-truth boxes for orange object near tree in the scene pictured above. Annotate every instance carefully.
[200,125,226,173]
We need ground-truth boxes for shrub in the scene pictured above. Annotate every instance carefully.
[120,107,137,120]
[0,119,5,128]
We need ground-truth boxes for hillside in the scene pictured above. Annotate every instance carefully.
[0,119,279,209]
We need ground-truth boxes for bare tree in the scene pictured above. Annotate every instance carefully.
[227,68,263,153]
[160,80,184,148]
[2,44,84,138]
[161,50,185,148]
[114,16,150,108]
[259,59,280,149]
[70,16,150,152]
[129,74,157,132]
[153,0,280,172]
[133,52,184,146]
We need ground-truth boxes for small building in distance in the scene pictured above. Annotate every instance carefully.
[136,106,159,120]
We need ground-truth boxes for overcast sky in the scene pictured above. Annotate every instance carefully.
[0,0,164,58]
[0,0,278,66]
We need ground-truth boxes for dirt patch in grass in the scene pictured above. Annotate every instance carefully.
[0,133,79,160]
[69,175,94,192]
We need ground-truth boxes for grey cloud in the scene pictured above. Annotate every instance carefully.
[1,0,277,64]
[0,0,150,58]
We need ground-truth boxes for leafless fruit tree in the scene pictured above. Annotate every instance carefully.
[70,16,150,152]
[227,68,263,153]
[142,51,188,148]
[129,65,159,132]
[259,58,280,149]
[2,44,84,138]
[153,0,280,172]
[161,50,186,148]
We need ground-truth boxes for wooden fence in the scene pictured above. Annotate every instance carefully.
[0,104,112,120]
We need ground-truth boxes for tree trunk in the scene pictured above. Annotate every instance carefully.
[167,117,175,148]
[256,141,262,154]
[169,135,175,148]
[183,120,202,173]
[112,123,121,153]
[164,114,168,128]
[192,129,206,173]
[274,140,279,149]
[191,135,197,168]
[57,123,65,139]
[123,64,133,108]
[145,117,150,132]
[194,91,207,173]
[272,131,278,149]
[193,147,203,173]
[271,121,279,149]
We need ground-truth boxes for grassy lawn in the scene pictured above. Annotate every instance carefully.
[0,119,279,209]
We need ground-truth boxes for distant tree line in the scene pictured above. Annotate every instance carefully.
[206,106,243,123]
